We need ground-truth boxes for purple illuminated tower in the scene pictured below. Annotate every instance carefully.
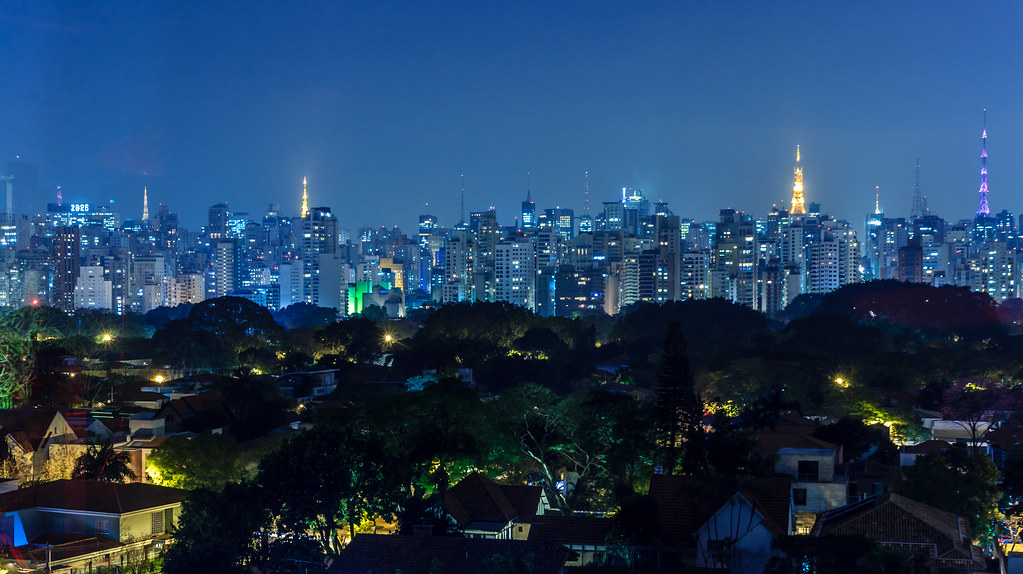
[976,111,990,217]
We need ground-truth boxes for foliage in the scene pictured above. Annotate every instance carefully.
[812,417,896,463]
[256,423,401,553]
[941,377,1022,450]
[216,375,293,440]
[72,442,136,482]
[813,281,1003,340]
[0,329,36,408]
[653,322,704,476]
[152,297,283,372]
[273,302,338,330]
[892,445,1002,541]
[766,534,924,574]
[147,434,241,490]
[315,317,382,363]
[163,482,283,574]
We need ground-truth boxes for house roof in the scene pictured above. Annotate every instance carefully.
[649,474,792,548]
[901,439,951,454]
[527,515,615,547]
[0,480,185,515]
[157,392,222,426]
[12,532,124,565]
[444,472,541,530]
[328,534,570,574]
[754,430,838,458]
[0,410,65,452]
[811,492,985,570]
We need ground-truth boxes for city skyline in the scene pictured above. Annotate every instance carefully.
[4,2,1023,231]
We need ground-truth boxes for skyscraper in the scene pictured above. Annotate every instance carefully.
[52,226,81,312]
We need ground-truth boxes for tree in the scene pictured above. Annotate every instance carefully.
[147,434,241,490]
[766,534,922,574]
[892,445,1002,541]
[942,378,1021,453]
[500,384,609,512]
[72,442,136,482]
[0,329,36,408]
[256,424,401,553]
[163,482,281,574]
[217,374,293,440]
[652,322,704,475]
[273,302,338,330]
[316,318,383,364]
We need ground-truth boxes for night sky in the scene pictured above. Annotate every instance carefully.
[3,1,1023,232]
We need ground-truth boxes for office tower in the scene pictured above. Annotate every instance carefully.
[654,215,681,302]
[208,203,229,238]
[418,214,438,248]
[790,146,807,216]
[521,179,535,230]
[53,226,81,312]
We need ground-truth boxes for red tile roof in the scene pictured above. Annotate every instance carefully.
[811,493,985,570]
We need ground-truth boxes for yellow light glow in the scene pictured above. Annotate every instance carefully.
[154,375,164,384]
[101,334,112,342]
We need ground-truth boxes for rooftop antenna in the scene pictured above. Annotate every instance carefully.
[459,174,465,225]
[874,186,881,215]
[976,109,990,217]
[584,171,590,214]
[56,185,63,207]
[526,171,531,203]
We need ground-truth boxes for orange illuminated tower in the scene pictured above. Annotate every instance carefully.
[790,146,806,215]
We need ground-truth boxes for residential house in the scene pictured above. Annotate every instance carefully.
[155,391,223,433]
[438,472,547,539]
[811,493,992,573]
[522,515,615,567]
[899,439,951,467]
[0,410,80,478]
[756,429,846,533]
[275,369,340,402]
[328,534,571,574]
[650,474,793,574]
[0,480,185,572]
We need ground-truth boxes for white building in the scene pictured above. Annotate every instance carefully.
[74,265,112,310]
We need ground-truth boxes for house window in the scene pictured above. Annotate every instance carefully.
[152,511,164,535]
[797,460,820,482]
[793,488,807,506]
[95,519,110,534]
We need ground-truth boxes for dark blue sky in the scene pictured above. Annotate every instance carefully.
[3,1,1023,232]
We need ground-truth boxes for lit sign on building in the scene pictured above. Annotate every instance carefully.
[69,203,90,213]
